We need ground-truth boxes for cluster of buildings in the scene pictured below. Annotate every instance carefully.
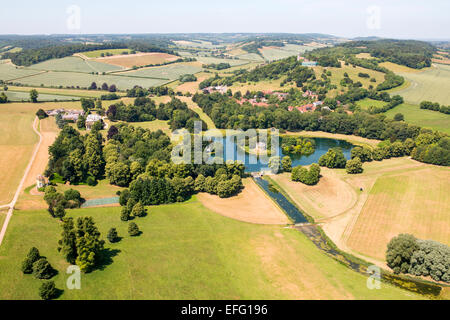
[45,108,104,130]
[202,85,228,94]
[288,101,326,113]
[236,91,290,107]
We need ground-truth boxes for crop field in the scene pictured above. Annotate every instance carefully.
[1,90,81,102]
[13,71,169,90]
[235,53,265,61]
[95,52,179,68]
[119,63,203,80]
[389,64,450,105]
[80,48,132,58]
[347,163,450,261]
[0,103,39,205]
[28,56,123,73]
[0,62,43,81]
[384,103,450,134]
[170,72,211,94]
[0,199,422,299]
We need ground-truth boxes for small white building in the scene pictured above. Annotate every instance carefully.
[36,175,47,189]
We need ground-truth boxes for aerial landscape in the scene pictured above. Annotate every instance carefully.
[0,0,449,308]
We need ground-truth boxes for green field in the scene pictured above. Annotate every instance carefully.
[81,49,132,58]
[128,120,171,134]
[0,62,43,81]
[13,71,169,90]
[28,56,123,73]
[385,103,450,134]
[120,63,203,80]
[1,90,81,102]
[0,199,423,300]
[191,56,248,67]
[236,53,265,62]
[356,98,388,110]
[390,64,450,105]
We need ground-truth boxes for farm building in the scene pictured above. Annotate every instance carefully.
[36,175,47,189]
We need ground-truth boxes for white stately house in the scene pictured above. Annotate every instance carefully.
[85,114,103,130]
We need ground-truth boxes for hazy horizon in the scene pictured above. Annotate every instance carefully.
[0,0,449,40]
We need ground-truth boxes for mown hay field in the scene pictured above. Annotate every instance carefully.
[0,103,39,205]
[0,199,422,300]
[347,162,450,261]
[2,90,81,102]
[81,48,133,58]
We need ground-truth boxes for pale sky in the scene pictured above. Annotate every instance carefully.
[1,0,449,39]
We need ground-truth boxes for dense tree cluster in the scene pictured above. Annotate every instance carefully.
[345,157,363,174]
[203,62,231,70]
[58,217,105,273]
[46,125,105,184]
[318,148,347,168]
[386,234,450,283]
[3,41,176,66]
[291,163,321,185]
[281,136,315,155]
[420,101,450,115]
[179,74,197,83]
[107,97,205,132]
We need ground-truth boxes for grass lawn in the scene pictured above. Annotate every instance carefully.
[177,96,216,130]
[347,162,450,261]
[128,120,171,134]
[55,179,124,200]
[385,103,450,134]
[0,198,423,300]
[1,90,81,102]
[356,98,387,110]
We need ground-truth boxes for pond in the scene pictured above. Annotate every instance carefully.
[207,136,354,172]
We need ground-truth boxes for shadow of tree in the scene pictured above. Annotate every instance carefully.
[96,248,121,271]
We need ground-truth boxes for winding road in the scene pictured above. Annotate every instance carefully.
[0,117,42,247]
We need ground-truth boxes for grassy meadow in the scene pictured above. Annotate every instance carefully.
[385,103,450,134]
[81,49,132,58]
[28,56,123,73]
[120,63,202,80]
[389,64,450,105]
[0,199,423,300]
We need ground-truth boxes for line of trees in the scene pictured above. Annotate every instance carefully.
[420,101,450,115]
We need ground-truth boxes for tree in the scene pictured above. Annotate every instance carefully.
[106,161,131,187]
[394,113,404,121]
[120,206,130,221]
[58,218,77,264]
[291,163,321,185]
[318,148,347,168]
[74,217,105,273]
[22,247,41,274]
[89,82,97,90]
[128,222,140,236]
[194,174,206,192]
[101,83,109,91]
[39,281,58,300]
[108,84,117,92]
[107,228,119,243]
[30,89,39,103]
[54,205,66,220]
[386,234,419,274]
[281,156,292,172]
[36,109,48,120]
[107,125,119,140]
[131,202,146,218]
[32,258,55,279]
[268,156,281,173]
[346,157,363,174]
[81,98,95,112]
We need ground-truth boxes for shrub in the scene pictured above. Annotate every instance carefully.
[131,202,147,218]
[39,281,58,300]
[36,109,48,120]
[120,207,130,222]
[86,176,96,186]
[128,222,140,236]
[32,258,55,279]
[107,228,119,243]
[318,148,347,168]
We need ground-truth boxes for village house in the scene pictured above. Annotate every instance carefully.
[85,114,103,130]
[36,175,47,189]
[46,109,85,122]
